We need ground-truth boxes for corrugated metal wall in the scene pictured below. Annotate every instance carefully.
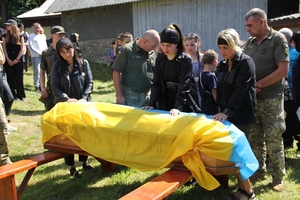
[132,0,267,52]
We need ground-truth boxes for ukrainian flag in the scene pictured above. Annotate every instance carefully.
[41,102,258,190]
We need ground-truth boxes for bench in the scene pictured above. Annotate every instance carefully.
[119,167,236,200]
[119,157,238,200]
[0,151,70,200]
[43,142,238,200]
[119,169,193,200]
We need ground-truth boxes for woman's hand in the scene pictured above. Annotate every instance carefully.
[78,99,87,102]
[40,88,49,98]
[142,106,154,110]
[170,109,180,117]
[67,98,78,103]
[212,112,228,122]
[7,59,14,66]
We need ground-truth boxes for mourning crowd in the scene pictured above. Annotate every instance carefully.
[1,7,300,199]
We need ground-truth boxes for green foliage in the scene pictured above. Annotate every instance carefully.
[0,0,46,25]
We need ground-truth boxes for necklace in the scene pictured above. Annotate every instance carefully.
[68,65,73,72]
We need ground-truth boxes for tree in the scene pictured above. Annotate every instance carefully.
[0,0,45,26]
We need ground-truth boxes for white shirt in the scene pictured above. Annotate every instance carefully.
[28,33,47,57]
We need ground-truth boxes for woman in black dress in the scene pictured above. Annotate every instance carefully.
[143,23,200,116]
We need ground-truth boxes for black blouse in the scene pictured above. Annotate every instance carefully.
[216,51,256,125]
[149,51,200,113]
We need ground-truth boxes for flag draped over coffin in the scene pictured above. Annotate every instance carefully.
[41,102,258,190]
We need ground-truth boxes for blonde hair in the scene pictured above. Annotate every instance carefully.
[216,28,241,51]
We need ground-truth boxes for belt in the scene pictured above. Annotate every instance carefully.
[165,82,178,91]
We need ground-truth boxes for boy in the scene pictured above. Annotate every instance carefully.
[199,49,218,115]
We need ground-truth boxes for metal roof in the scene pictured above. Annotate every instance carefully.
[45,0,143,13]
[17,0,60,19]
[269,12,300,22]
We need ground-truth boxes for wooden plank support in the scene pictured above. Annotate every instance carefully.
[0,151,70,200]
[44,142,116,172]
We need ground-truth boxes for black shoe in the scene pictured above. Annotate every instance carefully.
[70,167,81,178]
[82,164,94,171]
[35,86,41,93]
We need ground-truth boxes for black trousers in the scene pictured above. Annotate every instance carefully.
[283,99,300,148]
[64,154,88,166]
[4,61,26,99]
[0,69,14,115]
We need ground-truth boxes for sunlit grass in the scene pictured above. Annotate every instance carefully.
[5,62,300,200]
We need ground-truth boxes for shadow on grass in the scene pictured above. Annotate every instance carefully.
[285,156,300,184]
[19,162,163,200]
[10,108,45,116]
[168,180,232,200]
[92,82,115,96]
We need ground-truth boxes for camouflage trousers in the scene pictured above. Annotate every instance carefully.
[248,97,286,180]
[122,86,150,107]
[0,97,11,166]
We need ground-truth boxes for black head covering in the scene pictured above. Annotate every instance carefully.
[160,24,179,44]
[291,31,300,52]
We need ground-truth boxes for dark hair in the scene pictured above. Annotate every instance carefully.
[160,23,185,52]
[18,23,24,28]
[291,31,300,52]
[69,33,79,43]
[119,32,133,42]
[56,38,83,74]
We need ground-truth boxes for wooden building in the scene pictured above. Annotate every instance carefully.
[45,0,299,63]
[17,0,61,36]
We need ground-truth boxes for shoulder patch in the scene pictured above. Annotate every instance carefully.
[283,42,289,55]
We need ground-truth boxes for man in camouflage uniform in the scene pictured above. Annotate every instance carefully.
[40,26,66,111]
[0,97,12,166]
[112,30,160,106]
[244,8,289,192]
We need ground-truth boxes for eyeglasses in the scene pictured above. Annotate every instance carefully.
[5,24,11,27]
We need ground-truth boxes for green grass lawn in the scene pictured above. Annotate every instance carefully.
[6,62,300,200]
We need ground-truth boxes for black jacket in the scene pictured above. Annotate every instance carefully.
[51,59,93,104]
[216,51,256,125]
[149,51,201,113]
[292,56,300,107]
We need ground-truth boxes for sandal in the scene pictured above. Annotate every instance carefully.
[225,188,257,200]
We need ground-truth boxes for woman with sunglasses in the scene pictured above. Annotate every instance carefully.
[1,19,26,102]
[51,38,94,178]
